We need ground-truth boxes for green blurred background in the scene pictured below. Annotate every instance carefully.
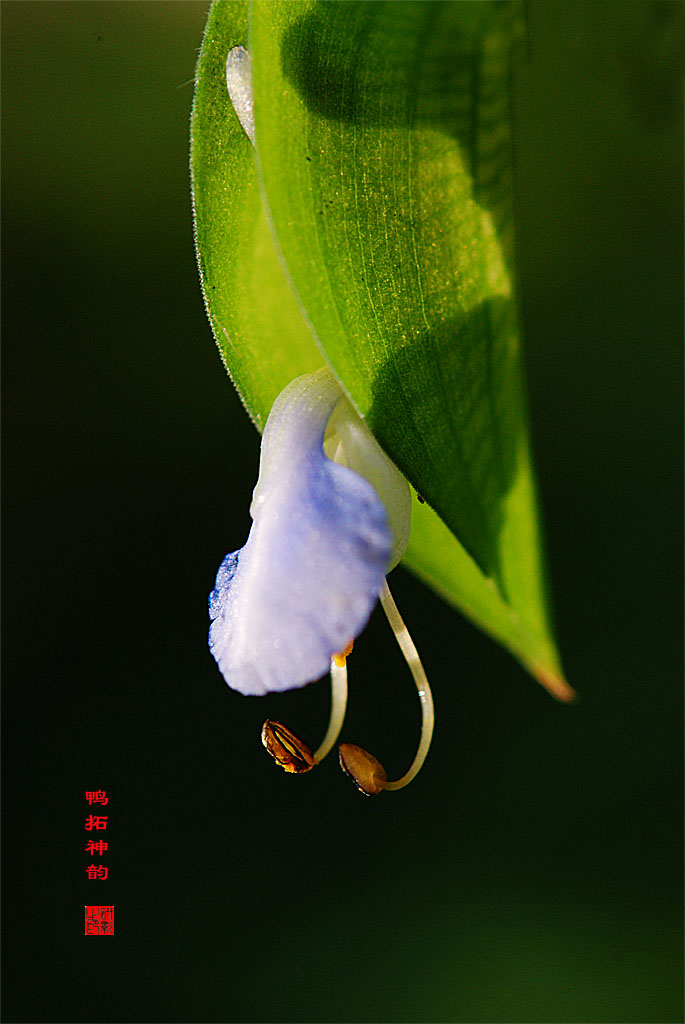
[2,3,682,1022]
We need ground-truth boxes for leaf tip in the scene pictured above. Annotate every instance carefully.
[534,665,577,704]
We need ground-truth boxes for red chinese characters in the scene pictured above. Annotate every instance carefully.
[84,814,108,831]
[85,840,108,856]
[86,864,109,880]
[85,790,109,806]
[84,790,110,883]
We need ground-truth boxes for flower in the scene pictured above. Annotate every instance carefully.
[209,368,410,696]
[208,369,434,795]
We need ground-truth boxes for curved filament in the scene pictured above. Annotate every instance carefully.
[262,658,348,773]
[339,581,434,795]
[314,660,348,763]
[378,582,434,790]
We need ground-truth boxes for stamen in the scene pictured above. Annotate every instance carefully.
[313,660,348,763]
[332,639,354,668]
[261,658,349,773]
[261,720,315,773]
[339,581,434,795]
[338,743,386,796]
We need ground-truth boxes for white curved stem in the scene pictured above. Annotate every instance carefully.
[378,581,434,790]
[314,660,348,763]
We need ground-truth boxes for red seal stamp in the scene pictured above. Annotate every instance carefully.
[84,905,114,935]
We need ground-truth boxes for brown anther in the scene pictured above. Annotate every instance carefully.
[261,720,315,774]
[332,639,354,668]
[338,742,387,796]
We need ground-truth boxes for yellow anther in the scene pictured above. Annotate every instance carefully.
[261,720,315,773]
[332,639,354,668]
[339,743,387,796]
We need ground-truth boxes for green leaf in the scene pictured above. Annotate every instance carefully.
[191,0,571,700]
[191,2,324,430]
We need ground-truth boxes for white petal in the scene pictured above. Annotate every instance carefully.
[324,396,411,569]
[209,370,393,695]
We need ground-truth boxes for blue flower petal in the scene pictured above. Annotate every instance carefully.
[209,370,393,696]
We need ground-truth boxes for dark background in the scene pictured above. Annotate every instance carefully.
[2,3,682,1022]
